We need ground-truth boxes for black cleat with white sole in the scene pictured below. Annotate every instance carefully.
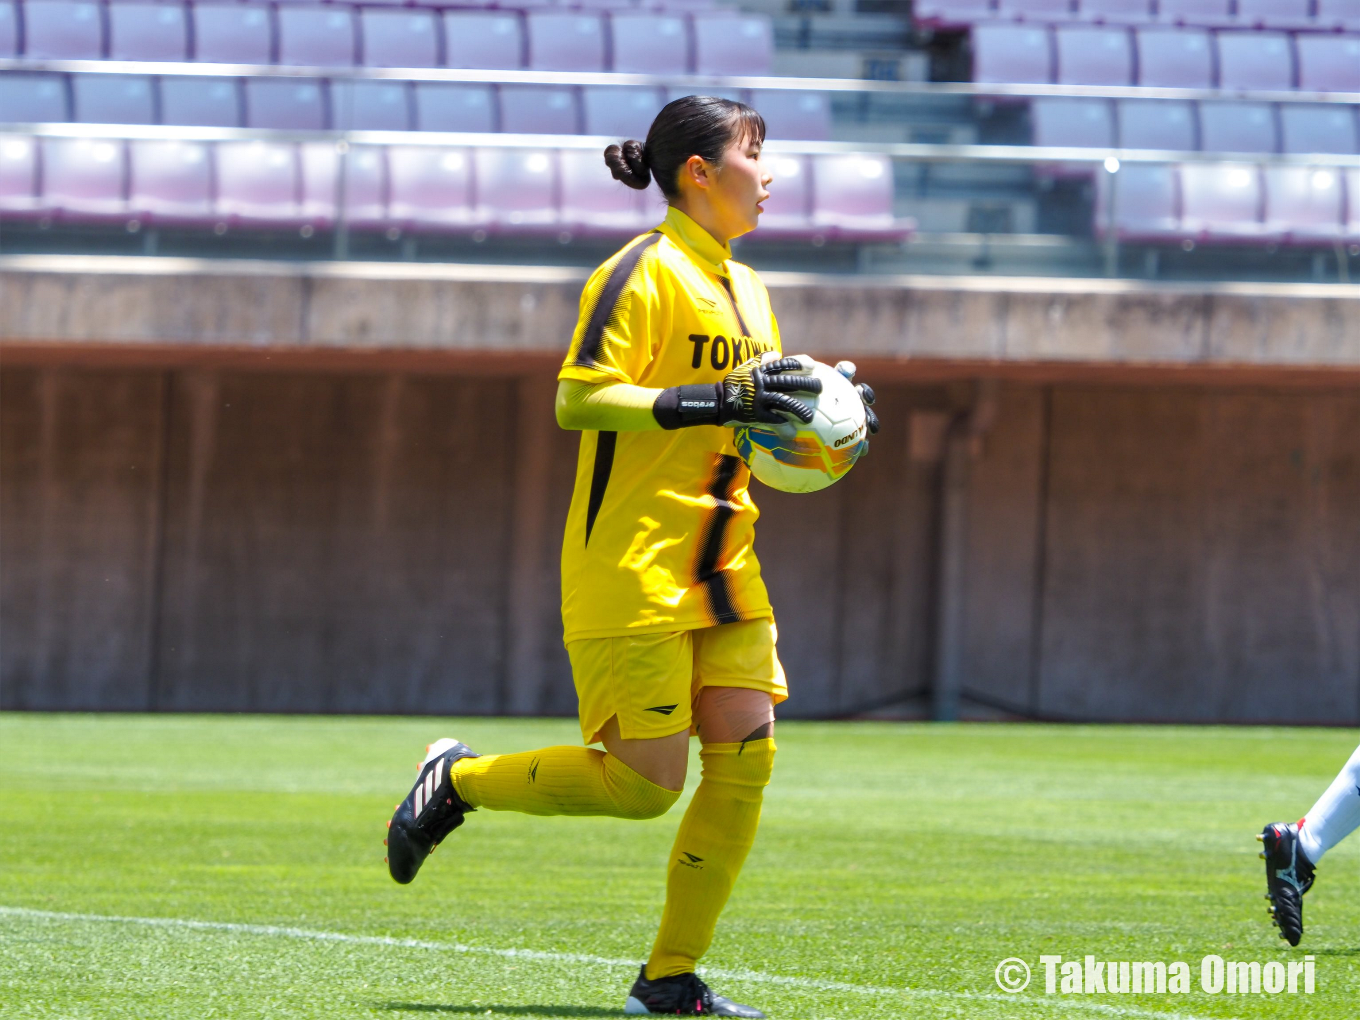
[1258,821,1315,947]
[624,965,765,1018]
[386,738,479,885]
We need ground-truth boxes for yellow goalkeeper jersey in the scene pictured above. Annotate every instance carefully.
[557,206,782,642]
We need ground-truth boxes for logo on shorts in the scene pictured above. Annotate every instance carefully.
[645,704,678,715]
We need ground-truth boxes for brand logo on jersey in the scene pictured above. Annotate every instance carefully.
[688,334,777,371]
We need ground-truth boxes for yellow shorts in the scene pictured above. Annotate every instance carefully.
[567,618,788,744]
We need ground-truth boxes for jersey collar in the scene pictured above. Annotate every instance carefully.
[659,206,732,277]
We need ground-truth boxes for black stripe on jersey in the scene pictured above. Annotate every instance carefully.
[717,276,751,338]
[584,430,617,546]
[574,232,664,370]
[695,454,743,625]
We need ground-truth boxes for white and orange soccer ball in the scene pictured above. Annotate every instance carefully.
[735,359,869,494]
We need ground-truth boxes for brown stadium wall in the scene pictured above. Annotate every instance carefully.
[1,257,1358,722]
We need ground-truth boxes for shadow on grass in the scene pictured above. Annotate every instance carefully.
[378,1005,620,1018]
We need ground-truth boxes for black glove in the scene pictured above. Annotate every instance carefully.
[653,355,823,430]
[835,360,879,435]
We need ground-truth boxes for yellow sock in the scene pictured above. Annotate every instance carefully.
[451,746,679,819]
[646,738,776,979]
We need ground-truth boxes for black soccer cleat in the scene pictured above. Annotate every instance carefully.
[624,965,765,1018]
[1258,821,1316,947]
[386,738,479,885]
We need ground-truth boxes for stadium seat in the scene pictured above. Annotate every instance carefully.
[108,3,188,62]
[1347,169,1360,239]
[1031,97,1116,147]
[474,148,558,230]
[1093,163,1180,238]
[331,81,411,131]
[810,153,906,240]
[41,138,127,219]
[0,136,39,213]
[360,10,439,68]
[1198,102,1278,153]
[1076,0,1152,23]
[192,4,272,64]
[752,152,812,238]
[499,86,580,135]
[1054,26,1134,85]
[160,78,241,128]
[442,13,523,70]
[128,139,212,222]
[1295,35,1360,93]
[1154,0,1235,26]
[244,79,326,130]
[1264,165,1345,240]
[413,84,496,133]
[1215,32,1294,91]
[525,12,605,71]
[1235,0,1314,30]
[277,8,356,67]
[1134,28,1212,88]
[1280,105,1359,155]
[72,75,155,125]
[559,147,650,236]
[0,74,68,122]
[996,0,1076,20]
[912,0,996,28]
[972,24,1054,83]
[1180,163,1265,239]
[665,87,744,106]
[582,87,665,138]
[1117,100,1196,150]
[387,146,479,230]
[749,90,832,142]
[215,141,299,224]
[300,143,387,226]
[23,1,104,59]
[692,13,773,75]
[609,13,690,75]
[0,2,15,57]
[1315,0,1360,30]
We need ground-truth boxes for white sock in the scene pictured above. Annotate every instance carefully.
[1297,743,1360,864]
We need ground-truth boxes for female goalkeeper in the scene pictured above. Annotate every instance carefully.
[384,95,876,1018]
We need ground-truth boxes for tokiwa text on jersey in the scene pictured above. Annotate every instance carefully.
[687,334,777,371]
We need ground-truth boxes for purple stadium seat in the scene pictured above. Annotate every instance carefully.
[215,141,299,224]
[1134,28,1212,87]
[72,75,155,125]
[665,87,744,105]
[610,13,690,74]
[1155,0,1235,26]
[499,86,580,135]
[692,13,773,75]
[526,13,605,71]
[160,78,240,127]
[443,13,523,70]
[1116,100,1196,150]
[1296,35,1360,93]
[1031,97,1116,147]
[1315,0,1360,30]
[749,90,832,142]
[753,153,812,237]
[331,81,411,131]
[1280,105,1359,155]
[1347,169,1360,239]
[1,2,18,56]
[582,87,665,138]
[810,153,906,240]
[23,1,103,59]
[277,8,356,67]
[972,24,1054,83]
[300,143,387,226]
[41,138,127,219]
[1077,0,1152,23]
[1216,32,1294,91]
[108,3,188,62]
[913,0,996,28]
[1180,163,1265,239]
[1054,26,1133,84]
[1094,163,1180,238]
[0,136,39,213]
[1264,166,1345,240]
[413,84,495,132]
[559,147,649,236]
[1235,0,1314,29]
[360,10,439,68]
[474,147,558,230]
[129,140,212,222]
[995,0,1074,20]
[0,74,68,122]
[387,146,479,230]
[192,4,272,64]
[1198,102,1278,153]
[244,79,326,130]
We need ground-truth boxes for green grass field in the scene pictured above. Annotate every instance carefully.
[0,715,1356,1020]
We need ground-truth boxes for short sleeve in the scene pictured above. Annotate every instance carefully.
[560,234,664,386]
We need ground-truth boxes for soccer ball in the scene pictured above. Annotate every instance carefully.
[734,360,869,493]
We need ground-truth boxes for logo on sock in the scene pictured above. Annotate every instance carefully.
[527,758,540,783]
[679,852,705,869]
[645,705,678,715]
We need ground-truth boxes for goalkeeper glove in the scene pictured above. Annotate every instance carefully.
[653,354,823,430]
[834,360,879,435]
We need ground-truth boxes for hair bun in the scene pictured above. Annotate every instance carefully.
[604,140,651,190]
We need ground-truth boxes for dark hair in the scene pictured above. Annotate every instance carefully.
[603,95,766,200]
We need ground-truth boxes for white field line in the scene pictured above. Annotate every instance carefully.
[0,906,1237,1020]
